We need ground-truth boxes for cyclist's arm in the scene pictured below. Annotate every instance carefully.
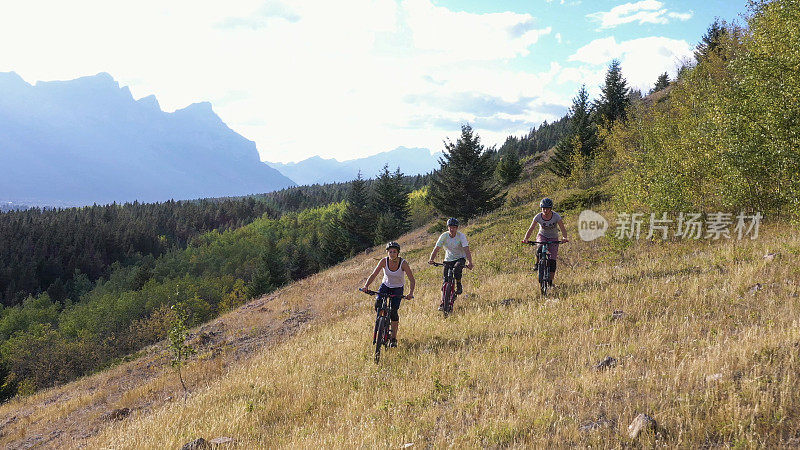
[428,246,441,263]
[523,219,537,242]
[464,246,474,269]
[402,260,415,297]
[363,258,385,290]
[558,219,569,242]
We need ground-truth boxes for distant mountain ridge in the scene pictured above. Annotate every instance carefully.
[267,146,442,186]
[0,71,295,206]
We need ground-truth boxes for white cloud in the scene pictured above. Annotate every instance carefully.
[587,0,692,29]
[668,11,693,20]
[402,0,550,61]
[567,36,694,90]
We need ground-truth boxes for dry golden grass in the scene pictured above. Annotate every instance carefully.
[74,197,800,448]
[0,239,415,448]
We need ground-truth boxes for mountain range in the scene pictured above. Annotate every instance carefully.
[0,71,296,206]
[1,72,443,206]
[267,146,442,186]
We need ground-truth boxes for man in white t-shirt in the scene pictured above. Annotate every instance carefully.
[428,218,473,301]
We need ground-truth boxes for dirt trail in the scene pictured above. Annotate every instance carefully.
[0,227,431,449]
[0,290,316,449]
[0,138,544,449]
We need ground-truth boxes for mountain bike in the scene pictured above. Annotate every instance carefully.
[430,261,462,315]
[359,288,404,364]
[523,240,566,296]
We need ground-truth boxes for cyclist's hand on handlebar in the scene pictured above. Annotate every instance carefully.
[467,262,474,270]
[405,294,414,300]
[521,239,528,244]
[428,259,435,265]
[562,238,569,243]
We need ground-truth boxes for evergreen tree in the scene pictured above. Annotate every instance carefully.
[549,85,598,178]
[341,172,375,252]
[429,125,506,221]
[695,19,727,62]
[594,59,630,125]
[320,216,349,265]
[495,149,523,185]
[248,241,286,297]
[371,165,410,244]
[650,72,670,94]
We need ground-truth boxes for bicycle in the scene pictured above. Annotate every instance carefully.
[430,261,462,315]
[359,288,405,364]
[523,240,566,296]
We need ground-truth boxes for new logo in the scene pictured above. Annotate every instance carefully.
[578,209,608,241]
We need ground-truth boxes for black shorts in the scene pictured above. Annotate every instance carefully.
[443,258,466,281]
[376,283,403,321]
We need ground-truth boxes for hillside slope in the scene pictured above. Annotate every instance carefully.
[2,176,798,447]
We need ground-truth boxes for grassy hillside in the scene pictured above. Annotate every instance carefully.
[4,2,800,445]
[14,176,791,448]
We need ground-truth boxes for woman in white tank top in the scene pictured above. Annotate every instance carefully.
[382,254,406,288]
[362,242,416,347]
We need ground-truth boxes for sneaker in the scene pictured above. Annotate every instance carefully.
[389,339,397,348]
[455,281,463,295]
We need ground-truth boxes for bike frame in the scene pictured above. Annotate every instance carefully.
[524,240,565,296]
[431,261,461,313]
[359,288,403,363]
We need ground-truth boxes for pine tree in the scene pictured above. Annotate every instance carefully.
[594,59,630,125]
[341,172,375,252]
[548,85,598,178]
[320,216,349,265]
[371,165,410,244]
[248,241,286,297]
[495,149,523,185]
[695,19,727,62]
[650,72,670,94]
[429,125,506,221]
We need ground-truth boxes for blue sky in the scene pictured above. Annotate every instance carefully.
[0,0,748,163]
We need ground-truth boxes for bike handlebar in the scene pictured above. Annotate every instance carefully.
[358,287,408,299]
[429,260,468,267]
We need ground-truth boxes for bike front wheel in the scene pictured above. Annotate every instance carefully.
[374,316,388,363]
[538,259,550,296]
[442,282,454,314]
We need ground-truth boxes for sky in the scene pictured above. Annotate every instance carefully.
[0,0,748,163]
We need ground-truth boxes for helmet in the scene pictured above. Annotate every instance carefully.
[539,198,554,208]
[447,217,459,227]
[385,241,400,251]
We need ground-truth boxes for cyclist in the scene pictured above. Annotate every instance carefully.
[362,241,415,348]
[522,198,569,286]
[428,217,473,309]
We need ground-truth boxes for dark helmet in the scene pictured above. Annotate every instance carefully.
[447,217,459,227]
[540,198,554,208]
[385,241,400,251]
